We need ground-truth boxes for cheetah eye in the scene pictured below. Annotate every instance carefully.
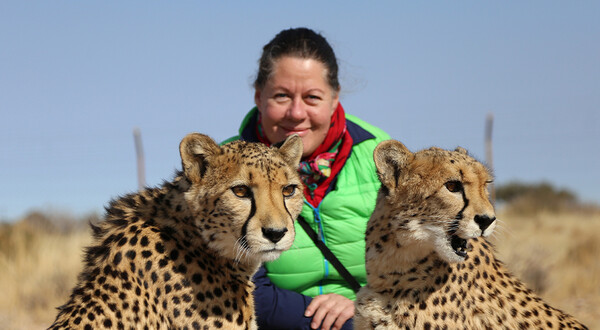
[232,185,251,198]
[445,181,463,193]
[282,184,297,197]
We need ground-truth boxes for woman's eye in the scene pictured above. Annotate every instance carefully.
[282,185,297,197]
[274,93,288,100]
[232,185,251,198]
[305,95,321,104]
[445,181,463,193]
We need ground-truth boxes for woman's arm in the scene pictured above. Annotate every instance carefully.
[253,266,353,330]
[253,265,313,329]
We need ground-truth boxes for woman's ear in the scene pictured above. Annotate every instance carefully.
[254,89,262,109]
[330,88,340,115]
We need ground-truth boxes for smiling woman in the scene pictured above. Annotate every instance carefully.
[254,56,339,158]
[222,27,391,330]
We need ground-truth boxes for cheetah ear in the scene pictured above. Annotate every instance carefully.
[455,146,468,155]
[373,140,414,189]
[277,134,303,167]
[179,133,221,183]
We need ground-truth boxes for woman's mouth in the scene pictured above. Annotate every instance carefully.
[281,127,309,136]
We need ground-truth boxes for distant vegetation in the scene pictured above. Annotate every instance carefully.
[495,181,597,215]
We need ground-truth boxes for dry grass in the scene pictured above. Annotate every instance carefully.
[491,209,600,328]
[0,213,92,330]
[0,209,598,329]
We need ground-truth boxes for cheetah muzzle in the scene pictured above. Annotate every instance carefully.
[48,133,304,330]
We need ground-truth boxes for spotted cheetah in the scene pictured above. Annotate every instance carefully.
[48,133,304,330]
[354,140,587,329]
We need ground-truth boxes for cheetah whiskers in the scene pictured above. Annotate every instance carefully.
[234,236,252,264]
[487,218,510,240]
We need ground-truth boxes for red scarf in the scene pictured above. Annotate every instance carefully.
[256,103,353,207]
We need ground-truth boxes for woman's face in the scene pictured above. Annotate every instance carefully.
[255,56,339,158]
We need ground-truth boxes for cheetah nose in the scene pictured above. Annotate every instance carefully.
[262,227,288,243]
[474,214,496,232]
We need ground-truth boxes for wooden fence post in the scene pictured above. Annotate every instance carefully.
[133,128,146,191]
[485,113,495,206]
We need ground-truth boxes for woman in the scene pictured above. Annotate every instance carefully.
[223,27,390,330]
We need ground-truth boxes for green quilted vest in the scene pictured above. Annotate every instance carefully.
[224,110,390,299]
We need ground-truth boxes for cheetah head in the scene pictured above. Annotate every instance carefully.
[373,139,496,263]
[179,133,304,266]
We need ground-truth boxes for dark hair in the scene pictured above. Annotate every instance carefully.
[254,27,340,92]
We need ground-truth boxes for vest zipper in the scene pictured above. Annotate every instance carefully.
[305,200,328,295]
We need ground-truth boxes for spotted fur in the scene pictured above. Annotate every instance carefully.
[354,140,587,329]
[48,133,304,330]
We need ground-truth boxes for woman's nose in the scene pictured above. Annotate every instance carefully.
[286,97,307,121]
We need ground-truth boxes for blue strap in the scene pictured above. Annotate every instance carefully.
[304,201,328,294]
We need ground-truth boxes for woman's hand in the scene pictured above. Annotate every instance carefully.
[304,293,354,330]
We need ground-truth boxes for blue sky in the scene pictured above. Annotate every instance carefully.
[1,2,599,221]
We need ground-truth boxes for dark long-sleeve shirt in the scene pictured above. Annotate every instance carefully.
[253,266,353,329]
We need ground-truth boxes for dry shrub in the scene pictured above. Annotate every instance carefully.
[491,209,600,328]
[0,213,93,329]
[495,181,579,216]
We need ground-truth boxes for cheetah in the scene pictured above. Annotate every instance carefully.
[354,139,587,329]
[48,133,304,330]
